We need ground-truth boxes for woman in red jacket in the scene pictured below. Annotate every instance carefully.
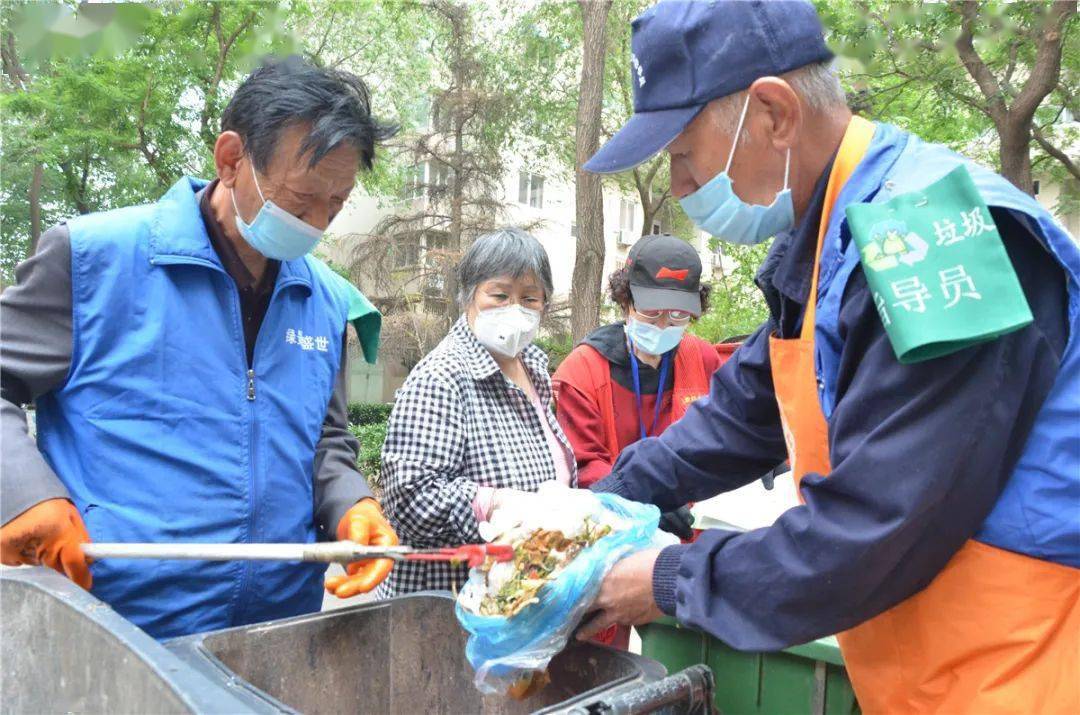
[553,234,731,648]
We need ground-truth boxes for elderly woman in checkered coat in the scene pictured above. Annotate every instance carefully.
[378,228,577,595]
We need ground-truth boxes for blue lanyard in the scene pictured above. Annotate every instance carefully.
[629,346,671,442]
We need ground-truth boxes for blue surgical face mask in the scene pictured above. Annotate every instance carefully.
[679,94,794,245]
[231,161,324,261]
[626,317,685,357]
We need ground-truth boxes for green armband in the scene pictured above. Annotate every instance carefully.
[845,165,1033,364]
[326,270,381,364]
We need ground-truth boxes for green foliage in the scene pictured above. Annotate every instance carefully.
[348,421,387,489]
[10,2,157,70]
[347,401,392,426]
[820,0,1078,178]
[534,333,574,373]
[1,2,296,281]
[325,260,352,282]
[347,400,392,488]
[288,0,441,199]
[690,241,772,343]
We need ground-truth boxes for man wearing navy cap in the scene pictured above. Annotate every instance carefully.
[571,1,1079,711]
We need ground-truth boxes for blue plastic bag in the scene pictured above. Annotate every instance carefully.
[455,492,660,694]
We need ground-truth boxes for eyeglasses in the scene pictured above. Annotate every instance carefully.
[634,308,693,325]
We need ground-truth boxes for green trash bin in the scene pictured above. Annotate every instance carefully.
[638,617,860,715]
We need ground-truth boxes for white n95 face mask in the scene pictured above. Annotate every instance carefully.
[473,305,541,358]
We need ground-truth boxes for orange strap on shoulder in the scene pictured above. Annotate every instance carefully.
[801,115,877,341]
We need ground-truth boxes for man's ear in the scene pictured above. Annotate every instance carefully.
[747,77,802,153]
[214,131,245,188]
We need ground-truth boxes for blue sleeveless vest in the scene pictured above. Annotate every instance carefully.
[813,124,1079,568]
[35,177,354,638]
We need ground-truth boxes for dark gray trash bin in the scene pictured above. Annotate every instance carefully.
[1,567,250,714]
[166,592,715,714]
[1,568,714,714]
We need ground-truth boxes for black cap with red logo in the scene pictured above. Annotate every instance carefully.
[625,233,703,316]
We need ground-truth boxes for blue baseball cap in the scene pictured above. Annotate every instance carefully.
[584,0,834,174]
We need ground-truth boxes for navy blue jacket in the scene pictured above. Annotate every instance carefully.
[595,159,1070,650]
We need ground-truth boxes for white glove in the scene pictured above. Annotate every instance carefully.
[479,488,537,542]
[480,482,608,542]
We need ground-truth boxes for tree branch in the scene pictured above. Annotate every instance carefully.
[1032,124,1080,182]
[1012,0,1076,123]
[643,156,662,188]
[330,36,378,69]
[199,8,257,150]
[952,0,1007,123]
[310,4,339,61]
[1,31,29,90]
[1002,38,1022,95]
[132,79,172,187]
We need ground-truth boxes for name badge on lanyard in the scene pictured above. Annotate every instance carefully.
[629,348,670,441]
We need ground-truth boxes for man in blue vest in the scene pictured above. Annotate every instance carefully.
[1,56,400,640]
[547,2,1077,712]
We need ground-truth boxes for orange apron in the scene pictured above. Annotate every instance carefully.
[770,116,1080,714]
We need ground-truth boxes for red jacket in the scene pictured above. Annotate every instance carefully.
[553,324,733,486]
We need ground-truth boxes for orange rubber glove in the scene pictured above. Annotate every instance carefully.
[324,499,398,598]
[0,498,92,590]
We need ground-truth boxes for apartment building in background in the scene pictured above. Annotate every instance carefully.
[322,143,1076,402]
[320,159,717,401]
[325,163,715,302]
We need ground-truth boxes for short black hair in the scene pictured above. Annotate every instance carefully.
[221,55,397,172]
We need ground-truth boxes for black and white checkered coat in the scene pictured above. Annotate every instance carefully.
[379,317,577,595]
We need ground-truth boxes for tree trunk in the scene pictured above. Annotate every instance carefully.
[639,190,670,237]
[952,0,1075,196]
[445,2,468,325]
[570,0,613,343]
[997,120,1033,194]
[28,162,43,256]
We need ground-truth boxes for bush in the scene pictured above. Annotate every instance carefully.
[347,402,393,426]
[534,334,574,373]
[690,240,772,343]
[349,421,388,491]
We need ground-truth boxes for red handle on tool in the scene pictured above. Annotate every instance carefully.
[405,543,514,568]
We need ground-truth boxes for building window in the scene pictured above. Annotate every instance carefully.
[429,162,450,194]
[402,162,452,200]
[392,234,421,269]
[652,221,662,234]
[518,172,544,208]
[619,199,636,232]
[414,97,433,131]
[432,99,452,134]
[570,221,578,239]
[423,230,450,253]
[402,164,425,200]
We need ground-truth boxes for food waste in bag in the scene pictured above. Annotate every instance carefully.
[455,482,667,697]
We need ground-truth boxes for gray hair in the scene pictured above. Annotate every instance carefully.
[456,228,554,308]
[712,60,847,139]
